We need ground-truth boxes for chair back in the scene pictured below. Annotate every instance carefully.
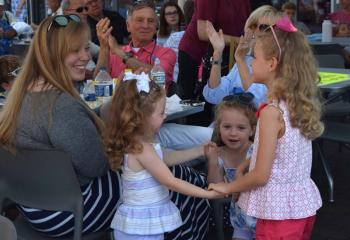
[315,54,345,68]
[0,147,83,240]
[311,43,343,55]
[0,215,17,240]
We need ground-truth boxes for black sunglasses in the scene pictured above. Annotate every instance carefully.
[47,14,81,32]
[132,0,155,9]
[75,6,89,13]
[222,92,255,108]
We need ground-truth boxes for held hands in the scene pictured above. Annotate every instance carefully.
[208,182,232,196]
[206,189,226,199]
[206,21,225,54]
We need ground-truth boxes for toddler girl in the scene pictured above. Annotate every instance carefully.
[104,73,221,240]
[207,93,257,240]
[209,16,324,239]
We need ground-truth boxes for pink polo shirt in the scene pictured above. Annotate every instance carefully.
[109,41,176,89]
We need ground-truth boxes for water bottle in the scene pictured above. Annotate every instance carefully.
[82,80,97,108]
[94,67,113,103]
[150,58,166,88]
[322,20,332,43]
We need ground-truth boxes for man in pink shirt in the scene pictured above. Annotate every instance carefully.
[95,1,176,90]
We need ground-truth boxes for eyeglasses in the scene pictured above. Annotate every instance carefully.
[7,67,21,77]
[47,14,81,32]
[165,10,178,16]
[65,6,89,13]
[258,24,282,63]
[132,0,155,9]
[222,92,255,108]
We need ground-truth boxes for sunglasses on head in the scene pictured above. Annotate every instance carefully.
[132,0,155,9]
[257,24,282,63]
[7,67,21,77]
[257,16,298,63]
[47,14,81,32]
[222,92,255,108]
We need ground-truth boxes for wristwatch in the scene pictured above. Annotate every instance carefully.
[210,56,222,65]
[122,51,134,64]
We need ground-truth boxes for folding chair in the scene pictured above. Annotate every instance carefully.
[0,147,111,240]
[314,121,350,202]
[315,54,345,68]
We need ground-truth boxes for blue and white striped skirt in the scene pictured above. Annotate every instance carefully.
[18,166,210,240]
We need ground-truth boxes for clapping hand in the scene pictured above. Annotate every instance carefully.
[206,21,225,53]
[96,18,113,49]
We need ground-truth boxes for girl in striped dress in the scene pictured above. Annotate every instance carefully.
[209,16,324,239]
[104,74,222,240]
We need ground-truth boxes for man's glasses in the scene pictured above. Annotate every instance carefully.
[222,92,255,109]
[47,14,81,32]
[7,67,21,77]
[258,24,282,63]
[132,0,155,9]
[65,6,89,13]
[165,10,178,16]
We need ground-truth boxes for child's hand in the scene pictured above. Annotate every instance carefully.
[208,182,231,195]
[204,141,218,162]
[206,189,225,199]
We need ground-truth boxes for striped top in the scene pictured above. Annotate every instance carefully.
[238,101,322,220]
[111,143,183,235]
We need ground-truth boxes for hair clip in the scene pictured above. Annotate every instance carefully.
[123,72,150,93]
[275,16,297,33]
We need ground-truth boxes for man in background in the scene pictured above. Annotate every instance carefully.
[85,0,128,45]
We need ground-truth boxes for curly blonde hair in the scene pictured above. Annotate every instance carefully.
[104,80,165,170]
[257,28,324,139]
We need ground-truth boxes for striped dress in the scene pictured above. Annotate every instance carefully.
[112,143,183,235]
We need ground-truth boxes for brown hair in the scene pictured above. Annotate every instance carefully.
[213,100,257,146]
[104,80,165,170]
[158,1,184,38]
[0,55,20,92]
[256,28,324,139]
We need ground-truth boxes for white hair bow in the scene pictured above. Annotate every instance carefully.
[123,72,151,93]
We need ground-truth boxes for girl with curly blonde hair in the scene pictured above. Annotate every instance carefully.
[104,76,221,240]
[209,16,324,239]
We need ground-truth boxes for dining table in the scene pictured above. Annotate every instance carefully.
[318,67,350,93]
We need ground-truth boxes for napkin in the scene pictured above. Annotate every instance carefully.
[166,94,183,114]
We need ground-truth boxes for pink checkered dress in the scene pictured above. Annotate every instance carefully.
[238,101,322,220]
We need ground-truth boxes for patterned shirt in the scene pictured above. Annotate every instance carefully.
[238,101,322,220]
